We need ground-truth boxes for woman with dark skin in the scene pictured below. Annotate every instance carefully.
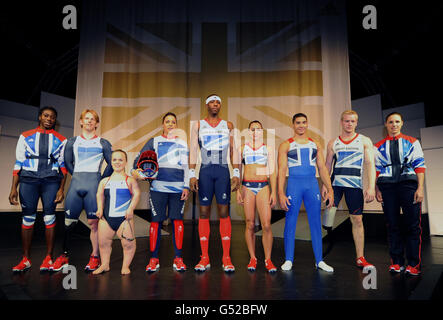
[9,106,67,272]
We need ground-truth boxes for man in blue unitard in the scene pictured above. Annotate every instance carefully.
[277,113,334,272]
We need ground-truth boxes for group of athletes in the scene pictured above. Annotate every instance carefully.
[9,94,426,276]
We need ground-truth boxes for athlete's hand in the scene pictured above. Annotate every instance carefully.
[270,193,277,208]
[321,184,328,200]
[8,189,19,205]
[231,177,240,192]
[364,188,375,203]
[96,210,103,219]
[54,189,65,204]
[181,188,190,201]
[132,168,146,181]
[414,186,424,204]
[324,191,333,209]
[279,193,291,211]
[375,185,383,203]
[190,177,198,192]
[236,190,244,205]
[125,209,134,220]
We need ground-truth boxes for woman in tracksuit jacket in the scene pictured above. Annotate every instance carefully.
[374,112,426,276]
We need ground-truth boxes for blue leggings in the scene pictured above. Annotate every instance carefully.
[64,172,101,220]
[284,176,323,264]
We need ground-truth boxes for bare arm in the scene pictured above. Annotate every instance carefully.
[324,139,335,174]
[268,145,278,207]
[126,177,141,219]
[236,145,244,204]
[363,136,376,203]
[95,179,106,219]
[321,139,335,198]
[189,121,199,192]
[315,141,333,208]
[277,141,290,211]
[228,121,240,192]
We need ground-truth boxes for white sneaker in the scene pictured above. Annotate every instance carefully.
[316,261,334,273]
[281,260,293,271]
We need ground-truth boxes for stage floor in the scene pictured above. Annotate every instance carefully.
[0,212,442,301]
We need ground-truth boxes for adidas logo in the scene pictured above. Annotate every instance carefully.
[66,210,70,215]
[200,236,208,241]
[246,183,250,186]
[203,197,208,201]
[222,236,230,241]
[288,196,292,200]
[222,193,227,199]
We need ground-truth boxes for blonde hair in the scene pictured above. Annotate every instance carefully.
[80,109,100,123]
[341,110,358,121]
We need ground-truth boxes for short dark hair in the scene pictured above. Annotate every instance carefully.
[39,106,58,119]
[162,112,177,123]
[292,113,307,123]
[385,112,403,123]
[248,120,263,129]
[206,93,219,100]
[112,149,128,161]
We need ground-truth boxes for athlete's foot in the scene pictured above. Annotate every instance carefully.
[92,265,110,275]
[247,258,257,271]
[356,256,374,269]
[121,268,131,275]
[222,256,235,273]
[281,260,293,271]
[265,259,277,273]
[194,256,210,272]
[316,261,334,273]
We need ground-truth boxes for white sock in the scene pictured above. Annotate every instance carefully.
[316,261,334,273]
[281,260,293,271]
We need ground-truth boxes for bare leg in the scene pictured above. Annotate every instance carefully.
[44,227,55,257]
[93,220,114,275]
[350,215,365,258]
[242,186,257,260]
[22,227,34,259]
[88,219,100,257]
[117,220,136,275]
[256,186,273,261]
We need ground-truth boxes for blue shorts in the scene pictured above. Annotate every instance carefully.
[333,186,363,215]
[198,165,230,206]
[65,172,101,220]
[19,177,60,216]
[242,180,268,195]
[149,190,185,222]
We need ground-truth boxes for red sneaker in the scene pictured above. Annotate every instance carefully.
[50,254,69,272]
[356,256,374,268]
[222,256,235,273]
[40,255,53,271]
[247,258,257,271]
[12,256,31,272]
[194,256,211,272]
[405,265,421,276]
[85,255,101,271]
[173,257,187,271]
[146,258,160,272]
[265,259,277,273]
[389,264,405,273]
